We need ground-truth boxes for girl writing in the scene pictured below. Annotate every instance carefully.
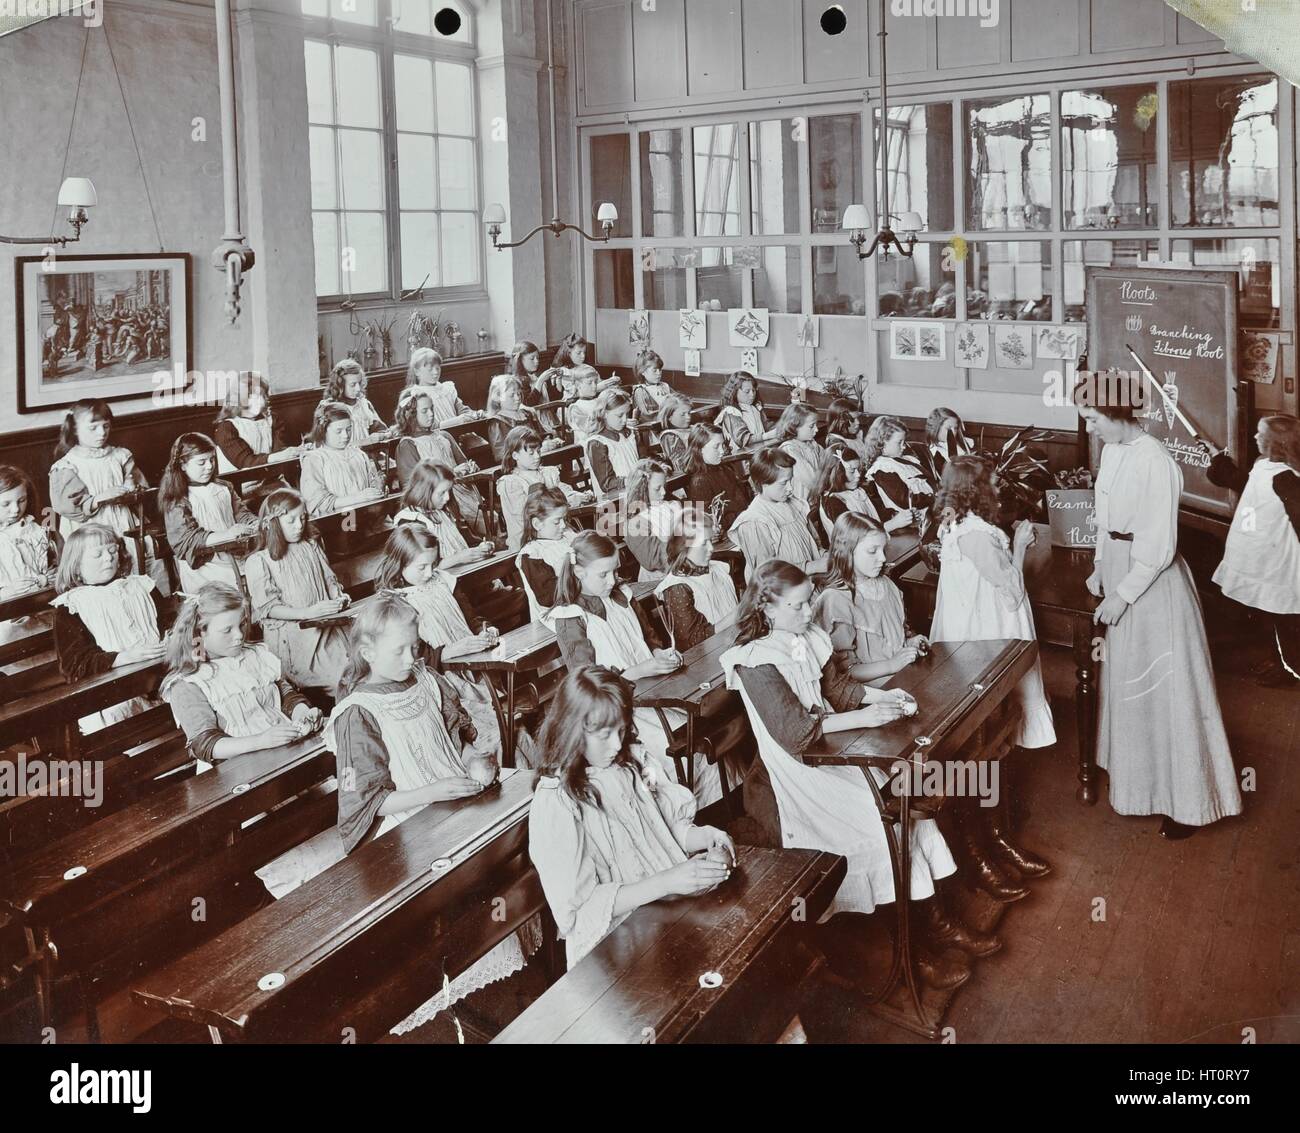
[486,373,552,462]
[826,398,870,464]
[623,457,681,581]
[158,433,258,593]
[551,531,721,805]
[0,465,57,601]
[374,525,503,754]
[631,349,674,422]
[528,665,735,967]
[565,365,603,445]
[243,488,351,693]
[656,396,694,474]
[327,594,525,1026]
[299,403,386,519]
[212,371,298,482]
[814,444,879,540]
[684,424,750,535]
[551,333,618,398]
[393,460,493,568]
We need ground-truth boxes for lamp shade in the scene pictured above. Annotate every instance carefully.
[841,204,870,232]
[895,211,923,234]
[58,177,97,208]
[482,202,507,226]
[596,202,619,223]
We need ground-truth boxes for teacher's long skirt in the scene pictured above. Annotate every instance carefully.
[1097,551,1242,826]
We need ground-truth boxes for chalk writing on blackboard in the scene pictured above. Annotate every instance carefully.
[1149,323,1225,362]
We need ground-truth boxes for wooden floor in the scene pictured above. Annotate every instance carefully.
[396,632,1300,1045]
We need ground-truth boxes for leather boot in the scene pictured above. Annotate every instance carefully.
[920,893,1001,957]
[914,943,971,991]
[954,805,1030,903]
[982,809,1052,878]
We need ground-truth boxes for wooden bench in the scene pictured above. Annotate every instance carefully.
[493,845,845,1044]
[1,735,333,1034]
[131,768,545,1043]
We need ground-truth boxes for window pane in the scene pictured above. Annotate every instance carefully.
[590,134,632,238]
[594,249,635,309]
[330,0,376,26]
[696,248,742,310]
[753,246,801,314]
[1169,76,1278,227]
[1171,238,1280,328]
[810,114,862,236]
[441,213,478,286]
[301,0,327,16]
[966,94,1052,230]
[812,245,865,315]
[340,212,387,293]
[438,137,476,210]
[644,258,689,310]
[1062,239,1159,322]
[967,241,1052,321]
[335,45,381,129]
[394,55,435,134]
[693,124,740,237]
[435,62,474,135]
[874,104,954,231]
[749,119,800,235]
[338,130,384,210]
[1061,85,1158,229]
[401,212,440,291]
[639,128,689,238]
[878,245,956,318]
[312,212,339,296]
[304,40,333,124]
[398,134,437,210]
[309,127,337,208]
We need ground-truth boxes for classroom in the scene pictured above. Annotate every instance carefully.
[0,0,1296,1066]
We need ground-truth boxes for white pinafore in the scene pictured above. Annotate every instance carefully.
[653,561,738,637]
[551,590,721,806]
[177,482,242,592]
[216,416,272,474]
[324,670,532,1027]
[516,536,572,625]
[392,506,469,557]
[586,431,640,503]
[1212,458,1300,615]
[721,627,956,916]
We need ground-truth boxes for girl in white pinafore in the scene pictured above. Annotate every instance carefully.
[0,465,56,645]
[653,523,739,652]
[327,595,531,1030]
[514,485,577,624]
[929,511,1056,749]
[584,391,641,502]
[721,571,956,918]
[551,533,722,807]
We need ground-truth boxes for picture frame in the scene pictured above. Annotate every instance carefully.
[15,252,192,414]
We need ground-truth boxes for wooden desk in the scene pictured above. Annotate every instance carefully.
[897,522,1100,804]
[132,770,539,1043]
[0,587,55,624]
[492,846,845,1044]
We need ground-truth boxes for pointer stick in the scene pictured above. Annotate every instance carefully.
[1124,343,1213,446]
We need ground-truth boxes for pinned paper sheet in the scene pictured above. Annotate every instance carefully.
[684,348,701,377]
[796,315,820,348]
[1241,331,1279,384]
[728,308,770,348]
[678,309,707,350]
[629,310,650,348]
[994,325,1033,369]
[954,322,990,369]
[741,347,758,372]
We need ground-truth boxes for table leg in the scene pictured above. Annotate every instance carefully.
[1073,617,1099,806]
[504,671,517,769]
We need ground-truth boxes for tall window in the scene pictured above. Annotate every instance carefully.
[303,1,479,303]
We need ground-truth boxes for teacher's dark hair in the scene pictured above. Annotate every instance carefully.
[1072,368,1143,422]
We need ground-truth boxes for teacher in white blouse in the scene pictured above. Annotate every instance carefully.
[1075,374,1242,841]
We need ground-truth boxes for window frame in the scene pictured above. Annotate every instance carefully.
[302,2,484,309]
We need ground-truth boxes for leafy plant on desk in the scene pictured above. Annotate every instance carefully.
[1054,466,1094,490]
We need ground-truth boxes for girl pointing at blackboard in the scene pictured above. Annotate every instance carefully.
[1203,415,1300,689]
[1076,373,1241,840]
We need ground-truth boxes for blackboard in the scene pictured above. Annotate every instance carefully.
[1085,265,1248,520]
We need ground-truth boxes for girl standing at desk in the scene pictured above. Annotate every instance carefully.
[1077,377,1241,840]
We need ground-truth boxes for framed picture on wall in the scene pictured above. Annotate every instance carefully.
[15,252,192,413]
